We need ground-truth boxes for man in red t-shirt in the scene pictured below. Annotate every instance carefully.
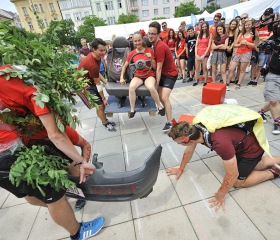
[166,121,280,212]
[0,65,104,239]
[148,21,178,131]
[159,22,171,43]
[78,38,116,132]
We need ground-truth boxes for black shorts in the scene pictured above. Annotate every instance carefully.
[87,85,103,105]
[187,55,195,71]
[237,152,264,180]
[159,75,178,90]
[0,141,69,204]
[177,56,186,60]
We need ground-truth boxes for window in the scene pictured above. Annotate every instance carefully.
[49,3,55,12]
[154,9,158,15]
[27,22,34,30]
[105,1,114,10]
[153,0,158,4]
[163,7,170,14]
[131,10,138,16]
[84,11,90,17]
[118,0,122,8]
[96,3,101,11]
[39,4,44,12]
[22,7,28,16]
[65,14,71,19]
[60,1,68,9]
[130,0,137,7]
[71,0,78,7]
[81,0,89,6]
[142,10,149,17]
[34,4,39,12]
[44,19,49,27]
[163,0,169,3]
[107,16,116,25]
[141,0,148,6]
[73,12,82,21]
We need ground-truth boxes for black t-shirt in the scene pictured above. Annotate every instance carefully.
[185,34,197,56]
[269,52,280,75]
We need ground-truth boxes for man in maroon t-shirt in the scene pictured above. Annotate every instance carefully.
[148,21,178,131]
[79,38,91,62]
[166,121,280,212]
[78,38,116,132]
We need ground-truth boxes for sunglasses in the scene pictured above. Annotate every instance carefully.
[240,17,248,20]
[162,25,167,27]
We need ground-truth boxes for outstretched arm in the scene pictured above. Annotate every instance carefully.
[208,156,239,212]
[166,142,197,179]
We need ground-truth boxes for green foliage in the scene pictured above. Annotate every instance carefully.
[174,2,201,18]
[152,17,167,20]
[44,19,78,46]
[9,145,76,197]
[203,3,221,14]
[117,14,138,24]
[76,15,107,42]
[0,22,98,133]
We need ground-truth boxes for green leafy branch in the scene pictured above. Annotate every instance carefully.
[9,145,76,197]
[0,22,98,132]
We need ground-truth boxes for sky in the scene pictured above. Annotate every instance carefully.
[1,0,17,12]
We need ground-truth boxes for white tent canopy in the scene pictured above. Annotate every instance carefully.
[95,0,280,40]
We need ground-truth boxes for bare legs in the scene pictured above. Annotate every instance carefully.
[234,155,280,188]
[129,76,163,112]
[25,195,80,236]
[158,86,172,122]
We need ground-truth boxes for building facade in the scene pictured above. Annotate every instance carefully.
[58,0,92,30]
[58,0,129,29]
[11,0,62,32]
[127,0,241,21]
[0,9,22,28]
[90,0,129,25]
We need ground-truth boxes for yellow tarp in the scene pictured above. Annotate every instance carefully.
[192,105,271,156]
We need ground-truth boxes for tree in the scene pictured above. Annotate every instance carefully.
[44,19,77,46]
[174,1,201,18]
[117,13,138,24]
[203,3,221,14]
[76,15,107,42]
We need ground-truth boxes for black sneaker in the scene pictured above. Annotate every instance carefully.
[182,78,187,83]
[162,122,172,132]
[106,119,116,126]
[158,107,165,116]
[129,111,136,119]
[272,124,280,135]
[247,81,254,85]
[193,82,198,86]
[259,112,267,123]
[252,81,257,86]
[187,77,193,82]
[103,122,117,132]
[75,199,86,210]
[203,82,207,86]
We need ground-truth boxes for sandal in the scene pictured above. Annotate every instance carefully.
[235,84,241,90]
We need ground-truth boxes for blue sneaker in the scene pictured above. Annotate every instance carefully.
[77,217,105,240]
[162,122,172,132]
